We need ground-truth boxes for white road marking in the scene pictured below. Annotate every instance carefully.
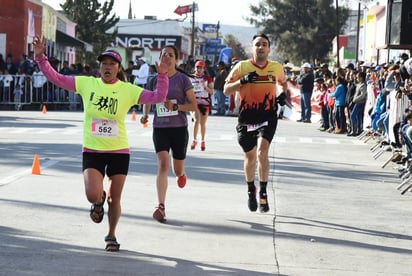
[0,160,59,185]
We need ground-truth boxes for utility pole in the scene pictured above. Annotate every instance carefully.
[191,2,195,57]
[214,21,220,64]
[356,2,361,64]
[335,0,340,67]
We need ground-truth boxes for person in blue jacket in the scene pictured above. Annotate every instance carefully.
[329,77,347,134]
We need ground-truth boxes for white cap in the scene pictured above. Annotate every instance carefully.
[139,57,147,63]
[405,58,412,75]
[361,61,371,67]
[284,62,294,69]
[301,62,312,69]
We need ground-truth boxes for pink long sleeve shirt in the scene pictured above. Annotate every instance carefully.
[35,54,168,153]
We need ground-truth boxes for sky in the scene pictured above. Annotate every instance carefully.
[41,0,255,27]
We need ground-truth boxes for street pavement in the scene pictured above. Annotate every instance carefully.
[0,110,411,276]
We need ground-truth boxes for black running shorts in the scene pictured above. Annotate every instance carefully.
[82,152,130,177]
[152,126,189,160]
[236,121,278,152]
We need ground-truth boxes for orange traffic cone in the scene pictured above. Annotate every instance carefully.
[131,110,136,121]
[32,154,41,175]
[42,105,47,114]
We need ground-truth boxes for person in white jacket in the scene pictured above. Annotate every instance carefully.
[32,65,47,102]
[134,57,149,88]
[1,69,14,102]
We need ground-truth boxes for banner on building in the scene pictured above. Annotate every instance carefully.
[28,9,35,37]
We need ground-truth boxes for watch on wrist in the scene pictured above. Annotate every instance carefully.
[172,103,179,111]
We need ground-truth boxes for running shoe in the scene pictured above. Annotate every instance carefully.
[248,187,257,212]
[177,174,187,188]
[259,192,269,213]
[200,141,206,151]
[190,140,197,150]
[153,204,166,223]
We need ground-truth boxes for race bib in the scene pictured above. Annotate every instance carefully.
[91,118,118,137]
[246,121,268,132]
[193,81,203,93]
[156,99,178,117]
[193,79,209,98]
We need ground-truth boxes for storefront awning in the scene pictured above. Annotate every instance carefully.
[377,44,412,50]
[56,30,93,52]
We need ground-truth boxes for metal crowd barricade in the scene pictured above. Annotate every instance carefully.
[0,74,82,110]
[356,85,412,195]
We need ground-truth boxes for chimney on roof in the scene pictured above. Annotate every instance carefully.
[144,16,157,20]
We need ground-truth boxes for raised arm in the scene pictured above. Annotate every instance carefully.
[138,73,168,104]
[137,52,171,104]
[32,36,75,91]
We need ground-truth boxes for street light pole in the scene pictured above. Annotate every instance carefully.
[356,2,361,64]
[191,1,195,57]
[214,21,220,64]
[336,0,340,67]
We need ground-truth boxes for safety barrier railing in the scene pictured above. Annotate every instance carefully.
[0,74,81,108]
[357,90,412,195]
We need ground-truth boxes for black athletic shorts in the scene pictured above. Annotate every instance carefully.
[236,120,278,152]
[82,152,130,177]
[153,126,188,160]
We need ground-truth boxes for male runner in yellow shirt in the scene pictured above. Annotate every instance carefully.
[224,33,287,213]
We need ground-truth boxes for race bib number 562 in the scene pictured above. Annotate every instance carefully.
[91,118,118,137]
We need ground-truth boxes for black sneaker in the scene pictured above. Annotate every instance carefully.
[278,111,284,119]
[248,188,257,212]
[259,192,269,213]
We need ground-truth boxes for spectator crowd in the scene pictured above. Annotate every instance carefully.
[0,52,99,109]
[291,53,412,175]
[0,49,242,115]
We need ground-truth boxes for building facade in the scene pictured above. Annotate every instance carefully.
[0,0,91,67]
[106,19,190,67]
[333,1,411,67]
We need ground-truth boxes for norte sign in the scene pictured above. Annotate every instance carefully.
[114,34,181,50]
